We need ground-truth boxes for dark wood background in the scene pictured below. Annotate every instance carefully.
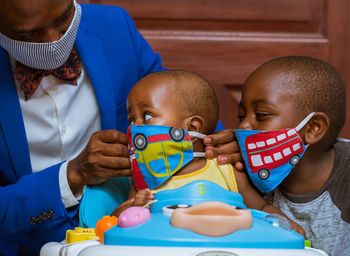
[79,0,350,138]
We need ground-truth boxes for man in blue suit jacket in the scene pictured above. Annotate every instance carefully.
[0,0,241,255]
[0,0,164,255]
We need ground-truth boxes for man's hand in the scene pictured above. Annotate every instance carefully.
[203,129,244,170]
[67,130,131,195]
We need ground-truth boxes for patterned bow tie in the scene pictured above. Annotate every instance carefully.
[15,47,81,100]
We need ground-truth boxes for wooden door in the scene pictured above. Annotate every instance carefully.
[79,0,350,139]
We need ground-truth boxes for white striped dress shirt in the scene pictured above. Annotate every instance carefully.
[10,56,101,208]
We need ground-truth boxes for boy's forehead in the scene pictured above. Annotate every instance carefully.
[243,68,300,105]
[246,67,301,91]
[128,76,180,108]
[131,76,176,96]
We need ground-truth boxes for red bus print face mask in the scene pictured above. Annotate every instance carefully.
[235,112,315,193]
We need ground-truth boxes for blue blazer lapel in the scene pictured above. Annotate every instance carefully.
[75,22,117,131]
[0,47,32,178]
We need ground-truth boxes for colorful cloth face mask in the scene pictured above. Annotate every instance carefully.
[235,112,315,193]
[127,125,206,190]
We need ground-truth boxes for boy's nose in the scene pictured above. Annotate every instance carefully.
[238,119,252,130]
[134,119,145,125]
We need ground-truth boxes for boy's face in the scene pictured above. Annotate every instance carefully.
[127,76,189,129]
[238,68,304,131]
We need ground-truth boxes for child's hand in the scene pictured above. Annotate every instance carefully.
[290,220,306,238]
[111,189,154,217]
[133,189,154,207]
[258,204,306,238]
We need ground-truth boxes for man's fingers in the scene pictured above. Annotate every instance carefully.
[100,155,131,169]
[100,167,132,178]
[234,162,245,172]
[205,141,240,158]
[93,129,127,144]
[203,129,234,146]
[216,153,243,165]
[85,132,129,160]
[205,140,243,167]
[84,167,131,186]
[203,129,245,169]
[100,143,129,157]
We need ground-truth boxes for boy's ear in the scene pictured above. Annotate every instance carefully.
[185,115,205,134]
[303,112,330,145]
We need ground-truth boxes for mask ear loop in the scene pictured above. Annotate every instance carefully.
[193,152,206,158]
[188,131,207,158]
[188,131,206,139]
[295,112,316,149]
[295,112,316,132]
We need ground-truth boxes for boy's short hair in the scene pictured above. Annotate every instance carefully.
[148,70,219,134]
[251,56,346,144]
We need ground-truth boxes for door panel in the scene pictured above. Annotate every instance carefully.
[79,0,350,138]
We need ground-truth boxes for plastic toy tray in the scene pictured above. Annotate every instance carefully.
[41,179,328,256]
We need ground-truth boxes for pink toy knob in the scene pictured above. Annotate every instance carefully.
[118,206,151,228]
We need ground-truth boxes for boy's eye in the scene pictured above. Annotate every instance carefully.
[144,113,152,121]
[255,113,270,120]
[237,114,245,122]
[128,118,135,125]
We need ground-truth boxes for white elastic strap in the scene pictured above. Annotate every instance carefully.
[188,131,206,139]
[295,112,316,131]
[193,152,206,158]
[188,132,206,158]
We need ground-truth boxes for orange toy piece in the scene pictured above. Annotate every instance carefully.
[95,215,118,242]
